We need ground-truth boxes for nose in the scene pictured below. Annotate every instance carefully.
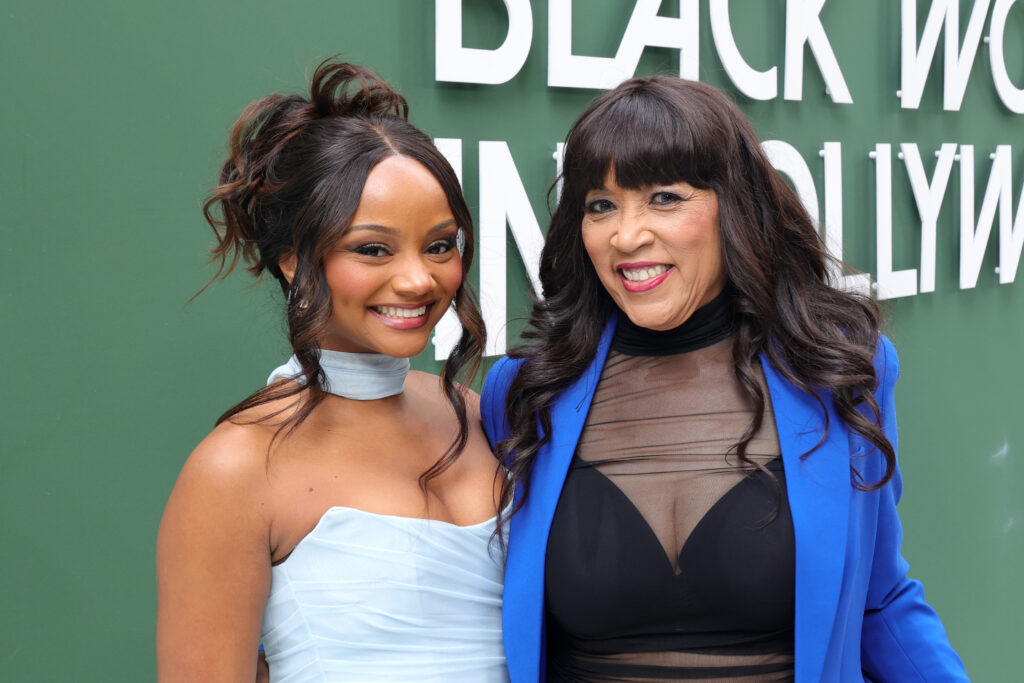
[609,208,654,253]
[391,255,434,297]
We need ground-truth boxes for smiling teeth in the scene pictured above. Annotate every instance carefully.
[620,264,669,281]
[375,305,427,318]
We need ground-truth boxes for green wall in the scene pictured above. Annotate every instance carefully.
[1,0,1020,679]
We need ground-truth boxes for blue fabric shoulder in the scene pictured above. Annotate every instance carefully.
[874,334,902,498]
[875,334,900,390]
[480,356,525,450]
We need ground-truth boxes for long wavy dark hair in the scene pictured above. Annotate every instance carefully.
[497,76,894,524]
[202,58,485,485]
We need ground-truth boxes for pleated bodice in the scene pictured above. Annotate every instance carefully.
[260,506,509,682]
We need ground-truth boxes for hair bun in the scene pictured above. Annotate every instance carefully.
[308,59,408,121]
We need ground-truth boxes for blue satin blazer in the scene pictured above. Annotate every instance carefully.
[481,318,968,682]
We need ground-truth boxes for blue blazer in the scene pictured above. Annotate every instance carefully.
[481,319,968,682]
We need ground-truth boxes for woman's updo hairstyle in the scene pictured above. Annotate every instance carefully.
[202,58,485,484]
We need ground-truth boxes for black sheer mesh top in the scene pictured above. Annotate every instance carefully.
[544,299,796,682]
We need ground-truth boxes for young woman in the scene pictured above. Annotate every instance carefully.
[157,60,507,682]
[483,76,968,681]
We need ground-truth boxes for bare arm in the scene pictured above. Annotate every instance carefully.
[156,426,272,681]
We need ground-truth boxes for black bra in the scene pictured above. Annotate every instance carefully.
[545,456,795,680]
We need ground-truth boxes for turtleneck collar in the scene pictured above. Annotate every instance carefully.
[266,349,410,400]
[611,287,736,357]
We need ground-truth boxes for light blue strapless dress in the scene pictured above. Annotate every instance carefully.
[260,505,509,682]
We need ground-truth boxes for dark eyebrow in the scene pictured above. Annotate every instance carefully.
[347,219,457,236]
[427,219,457,234]
[347,223,399,236]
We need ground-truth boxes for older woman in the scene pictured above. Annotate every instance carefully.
[482,77,967,681]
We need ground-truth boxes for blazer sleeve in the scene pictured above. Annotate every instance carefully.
[860,336,968,681]
[480,356,521,450]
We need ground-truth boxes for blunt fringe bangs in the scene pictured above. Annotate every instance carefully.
[563,78,738,196]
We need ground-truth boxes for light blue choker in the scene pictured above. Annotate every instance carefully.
[266,349,410,400]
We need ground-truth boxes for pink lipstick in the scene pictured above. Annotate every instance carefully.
[369,303,433,329]
[617,263,674,292]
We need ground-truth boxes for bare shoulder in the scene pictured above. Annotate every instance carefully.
[405,370,481,418]
[157,401,281,680]
[463,383,482,420]
[405,369,444,393]
[197,387,306,461]
[183,421,269,493]
[168,392,304,520]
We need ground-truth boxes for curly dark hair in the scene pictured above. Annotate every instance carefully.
[496,76,894,526]
[201,58,485,486]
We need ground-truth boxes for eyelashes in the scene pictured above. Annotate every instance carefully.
[650,191,684,205]
[427,237,458,255]
[349,236,458,258]
[584,190,689,215]
[352,243,390,257]
[584,198,615,215]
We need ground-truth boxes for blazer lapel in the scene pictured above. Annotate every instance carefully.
[503,318,617,682]
[760,353,850,682]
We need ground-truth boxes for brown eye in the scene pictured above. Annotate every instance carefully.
[585,199,615,214]
[352,243,390,257]
[427,238,457,255]
[651,191,682,206]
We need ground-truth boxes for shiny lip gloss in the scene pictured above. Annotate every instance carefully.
[369,302,434,329]
[617,262,674,293]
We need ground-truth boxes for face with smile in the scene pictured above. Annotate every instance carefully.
[310,155,463,357]
[581,169,726,331]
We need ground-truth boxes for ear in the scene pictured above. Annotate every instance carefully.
[278,249,297,284]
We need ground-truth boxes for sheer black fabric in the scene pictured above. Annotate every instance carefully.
[544,334,795,682]
[611,287,735,357]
